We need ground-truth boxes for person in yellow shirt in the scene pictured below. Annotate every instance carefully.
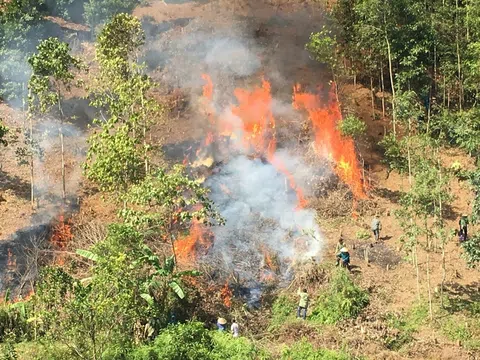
[296,288,309,320]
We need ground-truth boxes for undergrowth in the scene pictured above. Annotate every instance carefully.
[281,339,363,360]
[383,301,428,350]
[269,295,297,330]
[309,269,369,324]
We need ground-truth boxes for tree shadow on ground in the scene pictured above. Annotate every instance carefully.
[372,187,404,204]
[442,282,480,315]
[0,170,31,201]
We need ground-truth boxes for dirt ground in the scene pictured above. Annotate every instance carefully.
[0,0,479,359]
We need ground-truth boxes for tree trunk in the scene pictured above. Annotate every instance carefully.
[370,77,375,120]
[29,113,35,209]
[57,91,66,203]
[414,242,420,300]
[427,250,433,320]
[386,36,396,136]
[455,0,463,110]
[380,63,386,119]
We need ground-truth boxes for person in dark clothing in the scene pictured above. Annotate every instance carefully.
[459,214,469,242]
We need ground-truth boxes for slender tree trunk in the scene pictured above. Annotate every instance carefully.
[380,62,386,119]
[427,250,433,320]
[455,0,463,110]
[29,113,35,209]
[414,242,420,300]
[386,36,396,136]
[57,91,66,203]
[370,77,375,120]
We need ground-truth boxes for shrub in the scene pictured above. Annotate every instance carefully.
[211,332,266,360]
[0,300,33,342]
[338,115,367,139]
[383,301,428,350]
[461,234,480,268]
[281,340,352,360]
[310,269,369,324]
[131,322,213,360]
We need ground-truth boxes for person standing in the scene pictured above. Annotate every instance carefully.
[296,288,309,320]
[231,319,239,338]
[459,214,469,241]
[371,214,382,242]
[335,236,346,254]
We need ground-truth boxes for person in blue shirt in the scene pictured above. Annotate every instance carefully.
[336,247,351,271]
[217,317,227,331]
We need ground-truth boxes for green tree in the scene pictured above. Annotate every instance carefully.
[85,14,159,194]
[0,119,8,147]
[84,0,140,34]
[120,165,224,263]
[28,37,82,202]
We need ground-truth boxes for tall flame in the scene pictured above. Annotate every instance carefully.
[175,220,213,264]
[293,83,366,199]
[202,74,306,209]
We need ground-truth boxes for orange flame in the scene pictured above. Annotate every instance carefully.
[175,221,213,264]
[50,214,74,266]
[201,74,306,209]
[293,83,366,199]
[220,281,233,308]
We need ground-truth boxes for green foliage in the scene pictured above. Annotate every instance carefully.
[355,229,370,241]
[120,165,224,231]
[383,302,428,350]
[42,0,75,19]
[280,340,353,360]
[310,269,369,324]
[441,316,480,349]
[34,225,171,359]
[28,37,82,114]
[85,14,160,195]
[306,27,338,74]
[461,234,480,268]
[337,115,366,139]
[132,322,213,360]
[85,123,144,193]
[0,119,8,146]
[378,133,409,176]
[84,0,140,31]
[269,295,296,330]
[131,323,266,360]
[96,13,145,72]
[0,300,32,342]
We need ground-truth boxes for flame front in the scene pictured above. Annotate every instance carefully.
[293,83,366,199]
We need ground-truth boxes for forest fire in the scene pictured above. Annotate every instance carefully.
[293,83,366,199]
[220,281,233,308]
[176,74,365,304]
[50,214,73,265]
[175,221,213,264]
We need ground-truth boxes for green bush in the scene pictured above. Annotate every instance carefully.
[310,269,369,324]
[131,322,213,360]
[281,340,353,360]
[383,302,428,350]
[0,300,33,342]
[269,295,296,330]
[338,115,367,139]
[131,322,267,360]
[461,234,480,268]
[211,332,266,360]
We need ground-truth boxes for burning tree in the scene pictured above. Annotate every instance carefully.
[119,165,224,265]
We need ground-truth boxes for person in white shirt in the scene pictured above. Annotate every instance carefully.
[231,319,239,337]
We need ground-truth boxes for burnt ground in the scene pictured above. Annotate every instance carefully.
[0,0,479,359]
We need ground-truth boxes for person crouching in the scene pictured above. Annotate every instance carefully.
[336,247,351,271]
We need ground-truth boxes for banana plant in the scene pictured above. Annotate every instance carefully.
[136,244,201,301]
